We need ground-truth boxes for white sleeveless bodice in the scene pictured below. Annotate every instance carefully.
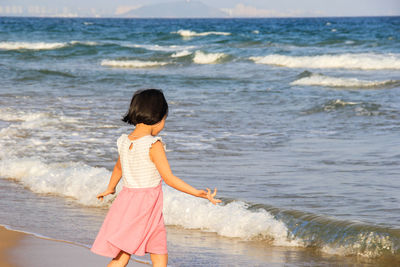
[117,134,163,188]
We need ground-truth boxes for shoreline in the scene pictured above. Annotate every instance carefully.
[0,225,149,267]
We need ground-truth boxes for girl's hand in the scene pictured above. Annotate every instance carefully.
[198,188,222,205]
[96,189,116,201]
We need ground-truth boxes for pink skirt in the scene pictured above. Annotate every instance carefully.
[90,182,167,258]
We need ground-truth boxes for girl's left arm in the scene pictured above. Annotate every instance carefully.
[97,157,122,201]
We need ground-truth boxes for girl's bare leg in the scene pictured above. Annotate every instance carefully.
[107,250,131,267]
[150,253,168,267]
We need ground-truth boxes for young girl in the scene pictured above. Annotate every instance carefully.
[90,89,221,267]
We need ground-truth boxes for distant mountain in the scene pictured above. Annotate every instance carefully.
[122,0,228,18]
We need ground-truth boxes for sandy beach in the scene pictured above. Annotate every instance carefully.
[0,225,149,267]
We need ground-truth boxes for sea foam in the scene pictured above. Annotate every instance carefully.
[0,154,298,247]
[1,151,396,259]
[130,44,195,52]
[0,157,117,206]
[193,51,226,64]
[250,53,400,70]
[171,50,192,58]
[0,41,98,50]
[1,151,397,258]
[101,59,168,68]
[163,187,300,246]
[0,106,297,245]
[70,40,98,46]
[1,107,398,259]
[0,41,67,50]
[173,29,231,37]
[291,73,398,88]
[0,108,77,131]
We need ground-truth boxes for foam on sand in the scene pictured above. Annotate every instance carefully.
[193,51,226,64]
[101,59,168,68]
[250,53,400,70]
[172,29,231,37]
[291,73,399,88]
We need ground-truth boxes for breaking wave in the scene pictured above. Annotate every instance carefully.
[1,154,398,259]
[0,107,399,260]
[172,29,231,37]
[100,59,168,68]
[128,44,196,52]
[292,73,399,88]
[0,41,98,51]
[171,50,192,58]
[193,51,227,64]
[250,53,400,70]
[303,99,383,116]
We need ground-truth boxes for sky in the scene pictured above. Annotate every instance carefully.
[0,0,399,17]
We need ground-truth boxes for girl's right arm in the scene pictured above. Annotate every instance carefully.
[97,157,122,201]
[150,141,221,205]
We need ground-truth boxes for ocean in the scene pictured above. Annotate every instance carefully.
[0,16,399,266]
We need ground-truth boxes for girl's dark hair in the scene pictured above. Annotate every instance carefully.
[122,89,168,126]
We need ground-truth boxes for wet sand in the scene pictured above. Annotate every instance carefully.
[0,225,24,267]
[0,225,149,267]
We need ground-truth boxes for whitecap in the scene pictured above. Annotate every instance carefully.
[0,41,98,50]
[100,59,168,68]
[291,73,398,88]
[0,41,67,50]
[171,50,192,58]
[130,44,195,52]
[0,108,77,127]
[172,29,231,37]
[250,53,400,70]
[70,40,98,46]
[193,51,226,64]
[329,99,358,106]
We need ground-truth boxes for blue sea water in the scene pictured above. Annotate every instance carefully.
[0,16,399,266]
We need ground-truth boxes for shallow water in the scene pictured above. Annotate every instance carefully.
[0,17,399,266]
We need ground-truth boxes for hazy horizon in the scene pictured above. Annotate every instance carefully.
[0,0,399,18]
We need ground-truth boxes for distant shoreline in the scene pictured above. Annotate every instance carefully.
[0,15,399,20]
